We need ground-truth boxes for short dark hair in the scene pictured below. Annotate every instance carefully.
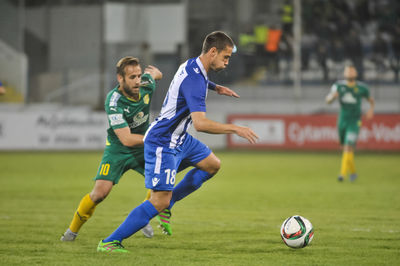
[201,31,234,54]
[116,56,140,76]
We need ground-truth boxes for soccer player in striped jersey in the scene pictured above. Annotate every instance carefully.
[97,31,258,253]
[326,65,375,182]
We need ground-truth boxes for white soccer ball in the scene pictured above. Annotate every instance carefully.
[280,215,314,248]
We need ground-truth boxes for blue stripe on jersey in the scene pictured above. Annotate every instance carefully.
[144,57,209,149]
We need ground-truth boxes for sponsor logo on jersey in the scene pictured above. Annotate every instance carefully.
[110,91,121,107]
[108,114,125,126]
[193,67,200,74]
[152,177,160,187]
[129,111,149,128]
[342,92,357,104]
[143,94,149,105]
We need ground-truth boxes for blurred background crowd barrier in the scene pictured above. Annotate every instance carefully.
[0,0,399,150]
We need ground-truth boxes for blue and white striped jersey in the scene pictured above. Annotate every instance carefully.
[144,57,211,149]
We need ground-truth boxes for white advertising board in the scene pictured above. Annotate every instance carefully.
[0,111,107,150]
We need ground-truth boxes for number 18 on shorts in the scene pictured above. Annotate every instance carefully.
[145,146,177,191]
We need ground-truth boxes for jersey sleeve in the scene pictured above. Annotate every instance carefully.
[140,73,156,91]
[181,75,207,113]
[208,81,216,91]
[362,86,370,99]
[106,104,128,130]
[330,83,338,93]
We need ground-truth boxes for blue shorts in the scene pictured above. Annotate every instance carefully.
[144,134,212,191]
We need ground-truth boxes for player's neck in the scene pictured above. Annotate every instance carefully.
[346,80,356,87]
[128,94,140,101]
[118,86,140,101]
[198,54,210,73]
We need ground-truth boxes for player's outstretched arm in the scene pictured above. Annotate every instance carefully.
[366,97,375,120]
[325,91,338,104]
[214,84,240,98]
[114,127,144,147]
[208,81,239,98]
[191,112,258,144]
[144,65,163,80]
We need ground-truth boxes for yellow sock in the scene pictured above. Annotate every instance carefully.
[340,151,349,177]
[69,194,97,233]
[347,151,356,174]
[144,189,151,202]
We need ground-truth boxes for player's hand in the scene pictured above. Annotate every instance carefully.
[215,85,240,98]
[366,109,374,120]
[235,126,259,144]
[144,65,163,80]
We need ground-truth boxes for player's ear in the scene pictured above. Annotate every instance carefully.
[117,74,123,83]
[209,47,218,57]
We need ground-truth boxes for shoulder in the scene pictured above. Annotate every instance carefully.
[356,81,369,90]
[336,80,347,86]
[140,73,156,91]
[332,80,348,92]
[330,80,343,92]
[107,89,122,106]
[105,89,124,113]
[183,59,206,84]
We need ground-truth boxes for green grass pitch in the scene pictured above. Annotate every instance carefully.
[0,151,399,265]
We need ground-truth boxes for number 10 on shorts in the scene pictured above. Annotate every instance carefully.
[165,169,176,185]
[99,163,110,176]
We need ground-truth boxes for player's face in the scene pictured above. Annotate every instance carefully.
[344,67,357,81]
[119,65,142,98]
[210,46,233,72]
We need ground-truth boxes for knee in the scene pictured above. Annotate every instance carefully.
[153,199,170,212]
[207,157,221,176]
[90,180,113,203]
[89,190,108,204]
[150,192,172,212]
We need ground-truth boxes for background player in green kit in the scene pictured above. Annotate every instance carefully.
[326,65,375,182]
[61,56,162,241]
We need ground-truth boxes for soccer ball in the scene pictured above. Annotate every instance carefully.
[280,215,314,248]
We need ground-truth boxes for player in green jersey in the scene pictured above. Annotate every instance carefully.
[61,56,162,241]
[325,65,375,182]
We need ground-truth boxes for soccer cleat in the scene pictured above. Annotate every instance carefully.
[60,228,78,241]
[97,240,129,253]
[337,176,344,182]
[350,173,358,182]
[156,209,172,235]
[141,223,154,238]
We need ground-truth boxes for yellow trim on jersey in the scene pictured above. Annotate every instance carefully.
[127,91,141,102]
[106,138,111,146]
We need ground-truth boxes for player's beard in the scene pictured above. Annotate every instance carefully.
[122,80,139,99]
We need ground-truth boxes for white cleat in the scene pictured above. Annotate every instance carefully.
[141,223,154,238]
[350,173,358,182]
[60,228,78,241]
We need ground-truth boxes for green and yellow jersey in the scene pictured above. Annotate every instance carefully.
[105,73,155,151]
[330,80,370,121]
